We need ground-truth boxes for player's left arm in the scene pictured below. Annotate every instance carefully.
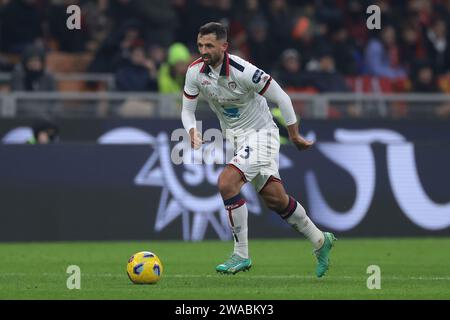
[262,78,314,151]
[243,64,313,150]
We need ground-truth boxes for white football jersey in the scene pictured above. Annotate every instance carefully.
[183,53,277,135]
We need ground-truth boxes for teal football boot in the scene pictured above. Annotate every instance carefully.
[314,232,337,278]
[216,254,252,275]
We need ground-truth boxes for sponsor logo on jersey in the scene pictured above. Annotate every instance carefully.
[222,107,240,118]
[252,69,264,83]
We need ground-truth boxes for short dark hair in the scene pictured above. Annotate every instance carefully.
[198,22,227,40]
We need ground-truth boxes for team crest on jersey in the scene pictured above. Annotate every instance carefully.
[228,81,237,91]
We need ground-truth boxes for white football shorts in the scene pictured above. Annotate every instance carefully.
[226,128,281,192]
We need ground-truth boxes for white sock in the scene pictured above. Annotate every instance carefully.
[224,195,249,259]
[282,196,324,249]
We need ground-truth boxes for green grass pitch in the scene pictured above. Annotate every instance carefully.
[0,238,449,299]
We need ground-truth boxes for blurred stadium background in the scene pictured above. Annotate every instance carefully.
[0,0,449,301]
[0,0,449,242]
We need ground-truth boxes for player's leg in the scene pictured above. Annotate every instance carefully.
[258,177,336,277]
[216,164,252,274]
[217,164,246,199]
[259,177,325,248]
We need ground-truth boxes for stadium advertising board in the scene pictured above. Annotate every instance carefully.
[0,119,449,240]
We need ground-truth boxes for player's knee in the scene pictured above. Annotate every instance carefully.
[263,194,287,212]
[217,174,238,198]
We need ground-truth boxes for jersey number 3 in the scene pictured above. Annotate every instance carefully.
[239,146,252,159]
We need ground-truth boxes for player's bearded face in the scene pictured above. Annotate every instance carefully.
[197,34,228,67]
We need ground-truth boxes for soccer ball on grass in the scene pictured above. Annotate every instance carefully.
[127,251,163,284]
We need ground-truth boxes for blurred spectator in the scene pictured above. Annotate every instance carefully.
[373,0,396,26]
[107,0,177,46]
[181,0,233,49]
[227,22,250,60]
[274,47,350,93]
[148,44,166,69]
[329,27,360,75]
[157,42,191,94]
[436,1,450,28]
[315,0,343,32]
[274,49,308,89]
[410,61,440,93]
[27,119,60,145]
[309,50,351,93]
[0,0,449,97]
[88,20,144,73]
[399,22,426,74]
[267,0,293,59]
[409,60,450,119]
[172,0,190,44]
[0,0,44,53]
[0,54,14,72]
[212,0,234,27]
[364,25,406,79]
[115,41,158,92]
[9,46,57,117]
[342,0,369,50]
[108,0,141,32]
[238,0,266,24]
[425,18,450,75]
[227,0,266,59]
[10,46,55,92]
[406,0,434,27]
[291,11,329,71]
[247,16,275,72]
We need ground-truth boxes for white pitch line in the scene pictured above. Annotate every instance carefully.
[1,273,450,281]
[167,274,450,281]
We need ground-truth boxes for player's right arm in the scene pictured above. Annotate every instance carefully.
[181,67,203,149]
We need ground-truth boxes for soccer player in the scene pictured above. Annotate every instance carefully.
[181,22,336,277]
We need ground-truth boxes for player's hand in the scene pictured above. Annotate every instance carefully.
[189,128,203,150]
[290,134,314,151]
